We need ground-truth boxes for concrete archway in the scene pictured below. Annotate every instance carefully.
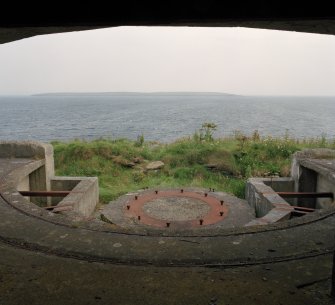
[1,4,335,304]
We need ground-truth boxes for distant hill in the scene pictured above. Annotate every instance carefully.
[32,91,239,97]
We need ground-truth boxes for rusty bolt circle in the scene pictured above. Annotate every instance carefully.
[126,190,229,228]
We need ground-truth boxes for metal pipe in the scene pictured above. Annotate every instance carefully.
[277,192,333,199]
[291,210,308,216]
[292,206,315,212]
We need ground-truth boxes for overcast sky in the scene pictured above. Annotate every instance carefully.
[0,26,335,96]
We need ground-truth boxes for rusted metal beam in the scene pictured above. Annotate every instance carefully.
[292,206,315,212]
[19,191,71,197]
[277,192,333,199]
[291,210,308,217]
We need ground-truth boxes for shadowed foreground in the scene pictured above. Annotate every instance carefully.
[0,242,332,305]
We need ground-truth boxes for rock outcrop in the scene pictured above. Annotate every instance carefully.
[145,161,165,170]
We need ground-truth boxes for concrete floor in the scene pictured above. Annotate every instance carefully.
[0,242,332,305]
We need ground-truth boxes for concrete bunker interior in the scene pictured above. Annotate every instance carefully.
[1,4,335,305]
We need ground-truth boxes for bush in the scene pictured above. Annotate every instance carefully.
[135,133,145,147]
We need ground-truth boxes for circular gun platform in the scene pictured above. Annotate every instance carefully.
[100,188,255,231]
[125,190,229,229]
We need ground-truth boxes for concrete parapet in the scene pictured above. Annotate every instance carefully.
[51,177,82,191]
[246,149,335,225]
[0,141,54,197]
[245,177,294,226]
[0,141,52,159]
[246,178,274,217]
[52,177,99,217]
[0,141,99,218]
[291,149,335,186]
[291,148,335,209]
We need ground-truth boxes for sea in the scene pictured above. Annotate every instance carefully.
[0,93,334,143]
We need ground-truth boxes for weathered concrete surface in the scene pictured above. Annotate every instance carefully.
[0,141,54,206]
[292,149,335,209]
[0,141,98,217]
[52,177,99,217]
[247,150,335,225]
[50,177,81,204]
[0,158,46,191]
[318,174,335,208]
[245,178,294,225]
[0,241,332,305]
[1,180,335,266]
[0,141,52,159]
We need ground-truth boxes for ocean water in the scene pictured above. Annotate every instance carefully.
[0,93,334,143]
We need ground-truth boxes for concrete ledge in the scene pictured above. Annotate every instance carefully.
[0,159,45,191]
[291,149,335,186]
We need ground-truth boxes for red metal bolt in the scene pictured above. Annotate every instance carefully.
[220,212,224,216]
[200,219,204,225]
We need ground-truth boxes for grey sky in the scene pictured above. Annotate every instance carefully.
[0,26,335,96]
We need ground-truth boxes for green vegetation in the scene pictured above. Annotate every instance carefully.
[52,127,335,204]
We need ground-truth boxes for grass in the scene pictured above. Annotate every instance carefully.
[51,131,335,204]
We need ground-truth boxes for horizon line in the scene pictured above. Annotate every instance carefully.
[0,91,335,97]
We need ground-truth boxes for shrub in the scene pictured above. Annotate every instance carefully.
[135,133,145,147]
